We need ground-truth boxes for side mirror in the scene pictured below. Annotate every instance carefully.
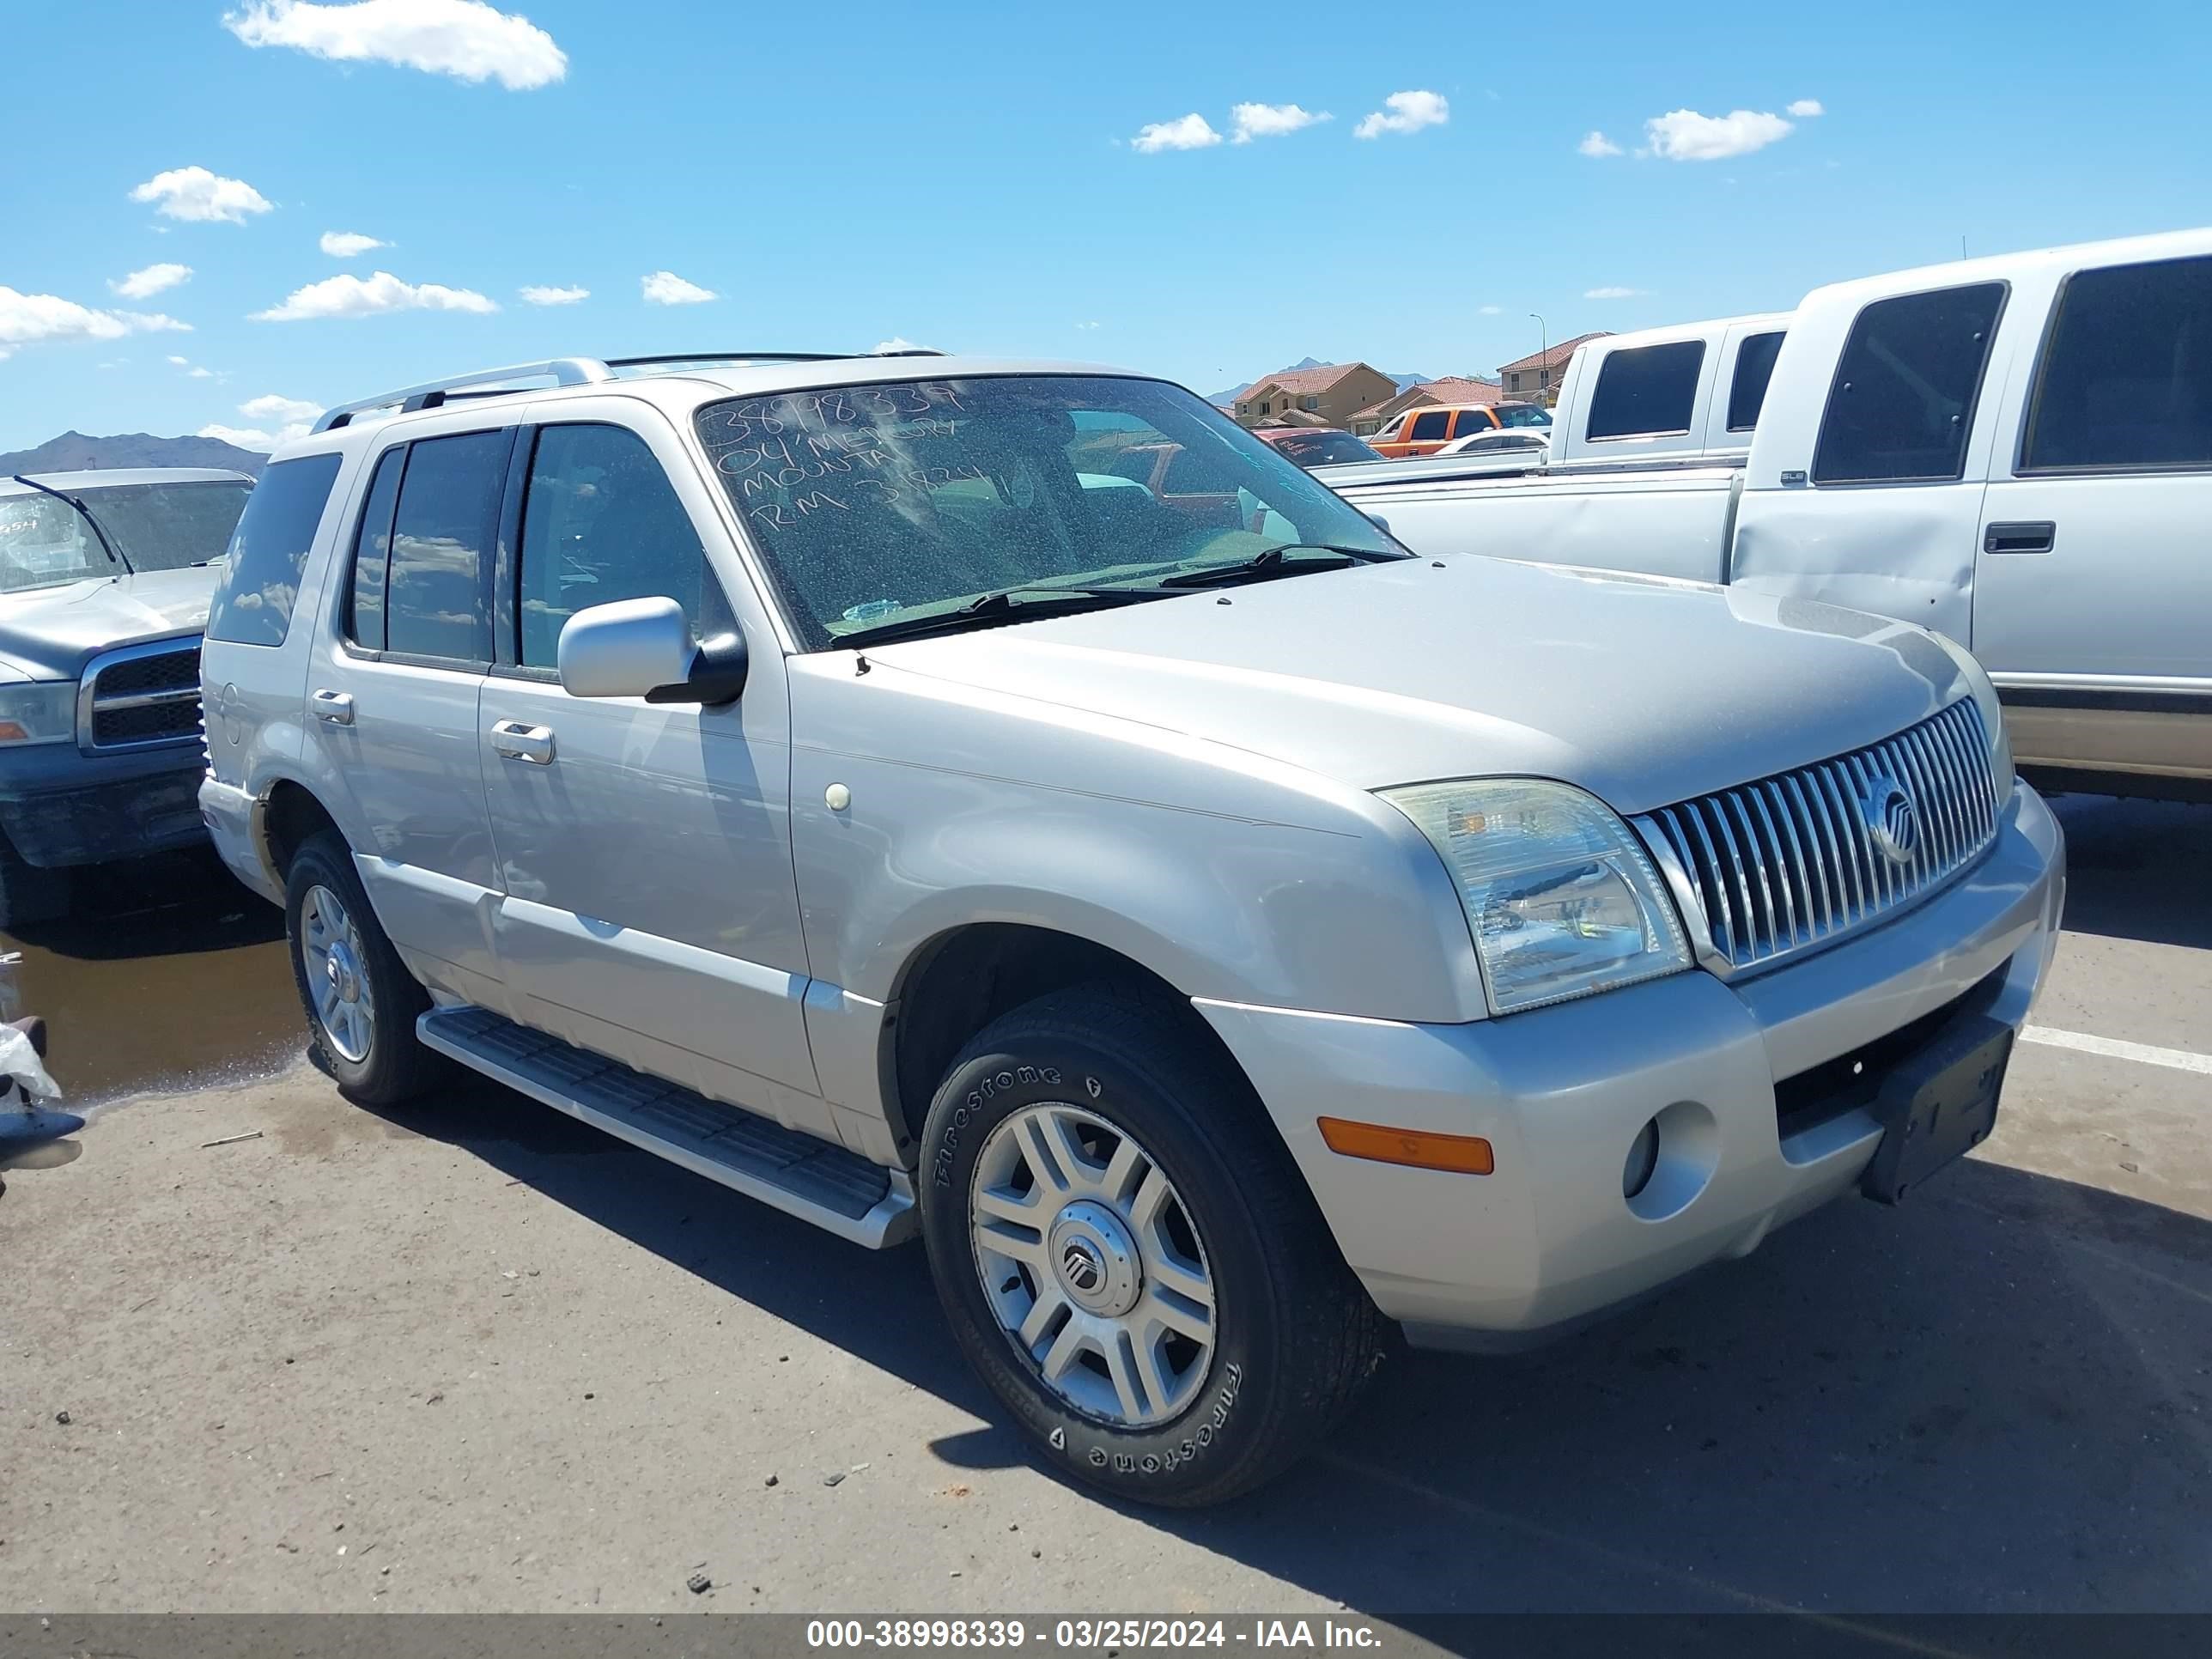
[1363,509,1392,534]
[556,597,748,707]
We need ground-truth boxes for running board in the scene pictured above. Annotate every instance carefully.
[416,1006,915,1248]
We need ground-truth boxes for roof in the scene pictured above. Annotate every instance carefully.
[0,467,255,494]
[279,354,1158,456]
[1496,332,1611,374]
[1233,362,1381,402]
[1347,376,1505,424]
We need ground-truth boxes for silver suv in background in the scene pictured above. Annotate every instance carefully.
[0,468,253,925]
[200,353,2063,1505]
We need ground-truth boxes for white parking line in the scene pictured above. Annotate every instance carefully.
[2022,1026,2212,1076]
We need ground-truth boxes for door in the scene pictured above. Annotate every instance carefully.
[1973,251,2212,779]
[478,411,825,1126]
[306,426,511,1007]
[1403,407,1453,455]
[1731,280,2008,645]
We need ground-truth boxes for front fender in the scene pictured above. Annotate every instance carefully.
[787,660,1484,1024]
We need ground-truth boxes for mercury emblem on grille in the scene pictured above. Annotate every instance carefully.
[1860,773,1919,866]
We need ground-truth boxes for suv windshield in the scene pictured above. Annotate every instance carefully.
[0,479,252,594]
[696,375,1399,647]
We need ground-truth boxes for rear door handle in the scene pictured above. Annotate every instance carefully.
[310,689,354,726]
[489,720,556,764]
[1984,520,2057,555]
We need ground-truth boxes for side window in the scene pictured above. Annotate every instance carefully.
[1726,331,1786,432]
[1814,283,2005,484]
[1587,342,1705,440]
[517,424,730,669]
[385,430,507,663]
[345,447,404,651]
[205,454,342,647]
[2021,255,2212,472]
[1410,410,1450,441]
[1453,409,1495,437]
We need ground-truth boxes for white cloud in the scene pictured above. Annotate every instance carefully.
[129,166,274,224]
[1230,102,1329,143]
[190,366,216,378]
[1787,99,1825,118]
[519,283,588,305]
[1354,89,1448,140]
[240,392,325,432]
[1584,286,1648,300]
[167,355,190,365]
[1132,113,1222,153]
[641,270,716,305]
[1577,130,1623,158]
[112,263,193,300]
[320,229,387,258]
[251,270,497,320]
[198,423,278,449]
[1478,305,1502,316]
[1643,107,1795,161]
[872,337,919,354]
[1074,320,1101,331]
[0,286,189,350]
[223,0,566,90]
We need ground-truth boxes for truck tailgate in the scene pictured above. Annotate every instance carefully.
[1316,464,1742,586]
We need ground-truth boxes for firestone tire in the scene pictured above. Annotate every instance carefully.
[917,985,1388,1507]
[283,831,441,1107]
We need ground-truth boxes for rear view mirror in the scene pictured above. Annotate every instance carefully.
[557,597,747,706]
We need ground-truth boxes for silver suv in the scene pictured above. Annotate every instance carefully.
[200,353,2066,1505]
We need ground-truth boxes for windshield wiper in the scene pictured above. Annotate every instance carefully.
[9,475,134,575]
[836,584,1161,649]
[1156,544,1404,588]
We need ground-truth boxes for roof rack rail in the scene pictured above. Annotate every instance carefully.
[314,359,614,433]
[311,348,955,435]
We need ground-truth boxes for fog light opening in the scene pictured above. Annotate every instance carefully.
[1623,1119,1661,1200]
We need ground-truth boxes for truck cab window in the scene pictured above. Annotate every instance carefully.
[1587,342,1705,441]
[2021,255,2212,472]
[1814,283,2005,483]
[1410,410,1450,441]
[1726,331,1786,432]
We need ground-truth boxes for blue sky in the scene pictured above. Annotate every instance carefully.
[3,0,2208,452]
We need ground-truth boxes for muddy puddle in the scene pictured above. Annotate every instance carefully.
[2,848,303,1109]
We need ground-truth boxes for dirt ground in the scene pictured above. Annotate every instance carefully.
[2,793,2208,1617]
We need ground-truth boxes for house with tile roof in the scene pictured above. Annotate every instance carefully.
[1498,332,1611,402]
[1231,362,1400,431]
[1346,376,1506,437]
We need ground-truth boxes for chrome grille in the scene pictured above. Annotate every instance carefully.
[1635,699,2001,974]
[80,639,204,752]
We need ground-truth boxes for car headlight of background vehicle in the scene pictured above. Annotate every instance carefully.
[1382,778,1692,1015]
[0,681,76,745]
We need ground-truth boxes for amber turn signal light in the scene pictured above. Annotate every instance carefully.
[1317,1116,1494,1176]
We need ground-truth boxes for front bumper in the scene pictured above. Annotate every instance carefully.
[0,740,209,868]
[1195,781,2066,1344]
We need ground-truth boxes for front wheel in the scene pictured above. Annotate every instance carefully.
[918,987,1388,1507]
[283,831,441,1105]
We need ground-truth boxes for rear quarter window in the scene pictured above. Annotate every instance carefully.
[205,455,343,647]
[1814,283,2006,483]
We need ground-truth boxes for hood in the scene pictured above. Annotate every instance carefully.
[0,566,217,679]
[868,556,1975,816]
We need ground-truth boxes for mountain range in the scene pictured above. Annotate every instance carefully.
[0,431,269,478]
[1207,358,1435,404]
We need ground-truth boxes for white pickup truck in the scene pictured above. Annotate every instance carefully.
[1319,229,2212,799]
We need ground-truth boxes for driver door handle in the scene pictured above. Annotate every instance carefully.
[310,689,354,726]
[489,720,556,764]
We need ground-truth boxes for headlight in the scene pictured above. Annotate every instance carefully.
[1382,778,1692,1014]
[0,682,76,746]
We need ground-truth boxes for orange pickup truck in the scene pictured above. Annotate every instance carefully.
[1370,402,1549,459]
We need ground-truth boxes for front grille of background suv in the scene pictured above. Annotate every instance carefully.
[78,638,204,753]
[1633,698,2002,975]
